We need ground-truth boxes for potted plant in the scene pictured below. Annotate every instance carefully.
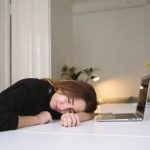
[61,65,82,80]
[61,64,100,82]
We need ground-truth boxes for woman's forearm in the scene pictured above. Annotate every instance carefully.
[18,111,53,129]
[76,112,95,122]
[18,116,39,129]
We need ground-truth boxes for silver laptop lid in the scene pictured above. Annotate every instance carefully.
[136,74,150,117]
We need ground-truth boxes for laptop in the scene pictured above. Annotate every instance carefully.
[95,74,150,122]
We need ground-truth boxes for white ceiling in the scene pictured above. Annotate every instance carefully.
[71,0,150,15]
[72,0,150,3]
[61,0,150,15]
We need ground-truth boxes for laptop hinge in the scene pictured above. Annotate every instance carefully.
[136,111,144,118]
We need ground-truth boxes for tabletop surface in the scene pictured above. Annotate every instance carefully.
[0,103,150,150]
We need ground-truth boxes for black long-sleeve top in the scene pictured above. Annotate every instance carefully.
[0,78,61,131]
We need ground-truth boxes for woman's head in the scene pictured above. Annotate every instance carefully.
[46,79,97,113]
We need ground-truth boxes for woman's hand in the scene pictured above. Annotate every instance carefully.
[60,113,80,127]
[36,111,53,125]
[18,111,53,129]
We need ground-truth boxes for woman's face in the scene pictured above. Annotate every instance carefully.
[50,91,86,114]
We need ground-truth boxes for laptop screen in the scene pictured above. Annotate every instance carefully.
[136,76,150,115]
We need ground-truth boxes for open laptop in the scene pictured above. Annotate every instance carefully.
[95,74,150,122]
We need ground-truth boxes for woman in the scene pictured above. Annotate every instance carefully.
[0,78,97,131]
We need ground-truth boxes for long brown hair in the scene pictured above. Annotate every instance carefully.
[42,78,97,112]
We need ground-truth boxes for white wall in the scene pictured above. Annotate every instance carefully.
[0,0,10,92]
[73,6,147,102]
[51,0,73,79]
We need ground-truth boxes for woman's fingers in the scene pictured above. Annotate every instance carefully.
[60,113,80,127]
[74,114,80,126]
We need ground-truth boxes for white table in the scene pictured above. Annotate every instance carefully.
[0,103,150,150]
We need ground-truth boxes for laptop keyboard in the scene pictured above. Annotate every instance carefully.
[114,113,138,119]
[95,113,142,121]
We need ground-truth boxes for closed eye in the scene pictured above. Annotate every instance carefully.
[68,97,74,105]
[68,97,75,113]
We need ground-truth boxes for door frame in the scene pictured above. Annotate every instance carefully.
[0,0,11,92]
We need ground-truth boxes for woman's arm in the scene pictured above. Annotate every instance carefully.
[76,112,95,122]
[18,111,53,129]
[60,112,95,127]
[18,116,39,128]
